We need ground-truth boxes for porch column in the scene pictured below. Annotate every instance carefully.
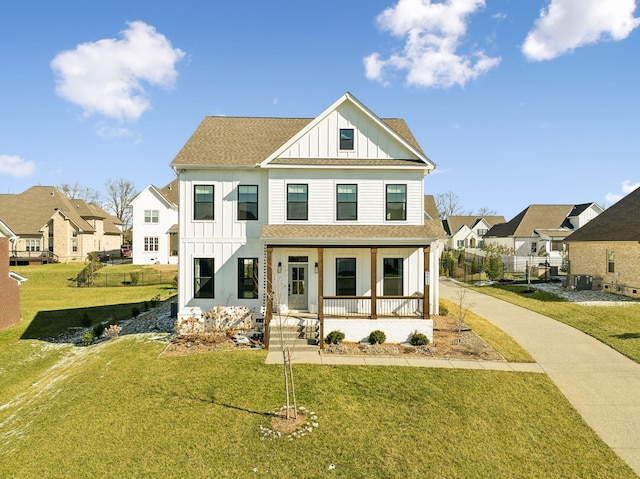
[265,246,273,347]
[423,245,430,319]
[318,247,325,349]
[371,247,377,319]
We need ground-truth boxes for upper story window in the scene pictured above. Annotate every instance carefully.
[287,184,308,221]
[339,129,354,150]
[337,184,357,221]
[238,185,258,221]
[194,185,214,221]
[386,184,406,221]
[477,228,487,236]
[144,210,159,223]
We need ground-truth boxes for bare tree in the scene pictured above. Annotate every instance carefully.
[58,182,101,202]
[475,206,498,216]
[103,178,137,229]
[454,286,472,344]
[435,191,468,219]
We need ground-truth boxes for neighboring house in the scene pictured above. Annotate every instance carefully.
[442,215,506,250]
[170,92,445,345]
[0,186,123,264]
[565,187,640,297]
[131,179,179,264]
[484,203,603,263]
[0,220,27,330]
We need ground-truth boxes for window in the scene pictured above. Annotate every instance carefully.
[194,185,214,220]
[551,240,564,251]
[477,228,487,236]
[457,240,465,248]
[287,184,308,220]
[337,184,357,221]
[72,239,78,253]
[144,210,159,223]
[339,128,354,150]
[531,242,537,254]
[238,258,259,299]
[26,239,40,252]
[194,258,214,298]
[72,230,78,238]
[607,250,615,273]
[336,258,356,296]
[386,184,406,220]
[238,185,258,220]
[144,237,159,252]
[383,258,403,296]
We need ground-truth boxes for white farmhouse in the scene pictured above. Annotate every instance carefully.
[130,180,179,265]
[170,93,445,346]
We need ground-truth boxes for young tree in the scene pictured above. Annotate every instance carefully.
[103,178,137,229]
[485,253,504,281]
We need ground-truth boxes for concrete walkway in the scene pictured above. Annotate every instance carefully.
[439,279,640,475]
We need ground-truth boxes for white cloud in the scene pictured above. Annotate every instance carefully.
[605,180,640,205]
[522,0,640,61]
[0,155,36,177]
[364,0,501,88]
[51,21,185,121]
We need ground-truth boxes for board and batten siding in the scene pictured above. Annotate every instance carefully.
[279,102,420,161]
[268,169,425,225]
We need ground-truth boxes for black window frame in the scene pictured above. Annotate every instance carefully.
[237,185,258,221]
[339,128,354,150]
[144,236,159,252]
[194,258,215,299]
[287,184,308,221]
[194,185,214,221]
[383,258,404,296]
[336,184,357,221]
[386,184,407,221]
[238,258,259,299]
[607,250,615,274]
[336,258,356,296]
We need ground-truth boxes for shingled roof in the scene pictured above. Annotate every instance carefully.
[485,205,576,238]
[170,116,425,168]
[159,179,178,206]
[443,215,506,236]
[566,187,640,242]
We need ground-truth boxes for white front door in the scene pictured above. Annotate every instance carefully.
[288,264,308,310]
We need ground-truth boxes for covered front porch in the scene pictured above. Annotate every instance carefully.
[261,224,441,349]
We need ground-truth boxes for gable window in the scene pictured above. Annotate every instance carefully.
[194,185,214,220]
[383,258,403,296]
[336,258,356,296]
[287,184,308,220]
[144,210,159,223]
[339,128,354,150]
[386,184,406,221]
[477,228,487,236]
[238,185,258,220]
[238,258,259,299]
[144,237,159,252]
[337,184,357,221]
[607,250,615,273]
[194,258,214,298]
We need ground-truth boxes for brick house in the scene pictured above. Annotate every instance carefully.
[565,187,640,297]
[0,220,27,329]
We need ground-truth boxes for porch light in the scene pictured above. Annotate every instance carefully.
[277,262,282,273]
[314,262,319,274]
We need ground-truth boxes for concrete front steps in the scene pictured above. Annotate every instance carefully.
[268,321,319,352]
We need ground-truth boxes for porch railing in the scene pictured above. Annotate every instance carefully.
[322,295,423,318]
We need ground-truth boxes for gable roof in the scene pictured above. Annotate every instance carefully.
[423,195,439,221]
[0,187,122,236]
[170,93,432,170]
[159,179,178,205]
[485,205,576,238]
[443,216,506,237]
[566,187,640,242]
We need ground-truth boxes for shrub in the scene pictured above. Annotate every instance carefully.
[409,331,429,346]
[439,300,449,316]
[485,252,504,281]
[129,272,140,286]
[81,330,95,346]
[326,330,345,345]
[131,307,140,318]
[93,323,105,337]
[150,294,161,308]
[368,330,386,345]
[103,324,122,339]
[80,312,91,327]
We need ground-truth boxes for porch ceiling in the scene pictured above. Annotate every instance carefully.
[261,224,442,246]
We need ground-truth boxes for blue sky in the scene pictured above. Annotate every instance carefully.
[1,0,639,220]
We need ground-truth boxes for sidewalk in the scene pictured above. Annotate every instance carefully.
[439,279,640,475]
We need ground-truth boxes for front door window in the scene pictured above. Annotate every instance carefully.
[288,265,308,310]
